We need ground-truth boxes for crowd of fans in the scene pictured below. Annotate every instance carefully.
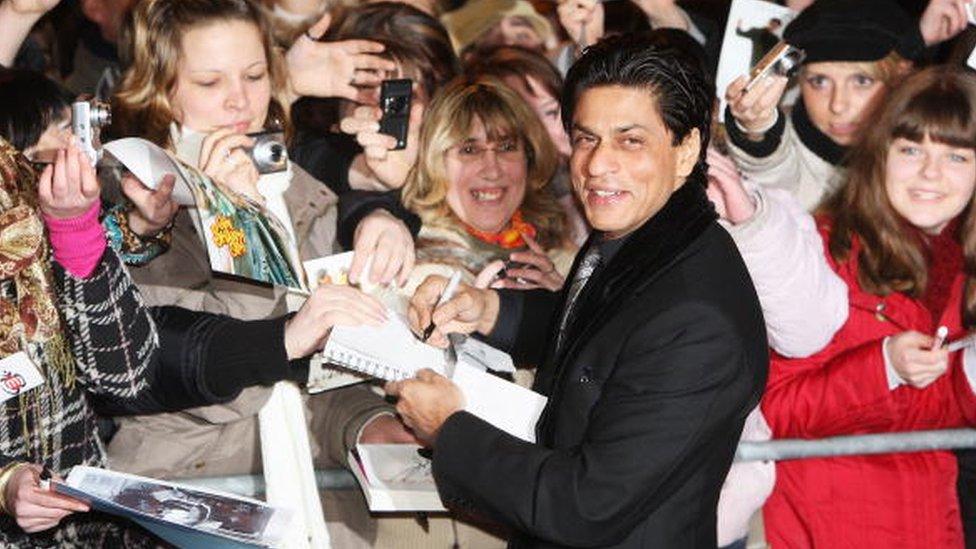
[1,0,976,547]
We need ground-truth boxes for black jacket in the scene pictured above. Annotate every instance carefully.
[431,180,769,548]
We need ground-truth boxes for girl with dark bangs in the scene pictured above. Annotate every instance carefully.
[761,66,976,548]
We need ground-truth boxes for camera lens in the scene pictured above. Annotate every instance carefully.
[386,96,408,115]
[90,104,111,128]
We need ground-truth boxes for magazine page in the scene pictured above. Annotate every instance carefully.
[349,444,446,512]
[54,467,291,548]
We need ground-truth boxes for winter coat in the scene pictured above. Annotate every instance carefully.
[761,221,976,548]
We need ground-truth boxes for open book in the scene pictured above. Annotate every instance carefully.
[53,467,291,548]
[348,444,446,512]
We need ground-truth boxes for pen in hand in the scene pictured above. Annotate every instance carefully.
[931,326,949,351]
[421,271,462,342]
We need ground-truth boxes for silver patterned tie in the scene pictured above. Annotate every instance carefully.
[555,245,602,355]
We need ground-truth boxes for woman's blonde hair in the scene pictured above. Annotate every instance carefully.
[113,0,289,149]
[401,76,565,248]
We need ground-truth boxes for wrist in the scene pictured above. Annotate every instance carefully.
[0,462,29,515]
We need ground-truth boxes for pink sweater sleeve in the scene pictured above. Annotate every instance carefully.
[43,201,106,279]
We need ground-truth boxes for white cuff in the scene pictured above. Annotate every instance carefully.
[882,337,906,391]
[963,344,976,395]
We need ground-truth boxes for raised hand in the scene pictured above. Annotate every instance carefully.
[37,142,100,220]
[341,102,424,190]
[725,74,789,137]
[557,0,604,49]
[285,12,398,104]
[630,0,688,30]
[919,0,970,46]
[349,208,416,287]
[705,147,756,225]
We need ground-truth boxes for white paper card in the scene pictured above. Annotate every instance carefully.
[453,363,546,443]
[103,138,197,206]
[0,352,44,403]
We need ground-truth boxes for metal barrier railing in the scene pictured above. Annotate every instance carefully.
[180,429,976,497]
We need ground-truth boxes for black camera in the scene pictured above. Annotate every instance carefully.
[379,79,413,151]
[245,131,288,174]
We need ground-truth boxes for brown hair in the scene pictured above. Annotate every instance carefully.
[328,2,459,102]
[112,0,288,149]
[823,66,976,300]
[463,45,563,103]
[401,76,565,248]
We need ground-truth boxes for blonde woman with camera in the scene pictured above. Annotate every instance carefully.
[723,0,919,211]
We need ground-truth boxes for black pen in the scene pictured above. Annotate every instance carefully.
[421,271,462,342]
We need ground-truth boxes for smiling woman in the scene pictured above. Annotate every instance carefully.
[401,76,576,294]
[762,66,976,548]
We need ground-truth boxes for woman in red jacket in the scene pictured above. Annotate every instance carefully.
[762,66,976,548]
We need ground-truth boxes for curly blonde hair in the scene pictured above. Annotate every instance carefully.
[401,76,566,248]
[113,0,289,149]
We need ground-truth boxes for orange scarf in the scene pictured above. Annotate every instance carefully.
[464,210,537,249]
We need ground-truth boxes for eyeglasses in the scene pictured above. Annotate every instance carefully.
[449,140,524,165]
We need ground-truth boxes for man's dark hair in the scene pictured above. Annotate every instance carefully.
[562,31,714,182]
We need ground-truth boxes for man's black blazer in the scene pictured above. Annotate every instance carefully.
[431,180,769,548]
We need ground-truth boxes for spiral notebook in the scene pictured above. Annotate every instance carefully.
[322,311,449,381]
[321,309,546,442]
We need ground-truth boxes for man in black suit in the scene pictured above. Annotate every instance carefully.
[387,31,768,548]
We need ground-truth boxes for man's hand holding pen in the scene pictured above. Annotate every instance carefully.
[407,275,500,349]
[385,274,501,445]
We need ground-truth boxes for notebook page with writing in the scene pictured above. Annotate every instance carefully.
[323,310,448,381]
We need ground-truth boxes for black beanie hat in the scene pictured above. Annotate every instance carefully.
[783,0,925,64]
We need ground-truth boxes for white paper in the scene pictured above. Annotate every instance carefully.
[103,138,197,206]
[453,363,546,443]
[0,352,44,403]
[257,382,330,549]
[715,0,797,113]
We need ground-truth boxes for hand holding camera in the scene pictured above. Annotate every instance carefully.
[341,82,423,190]
[37,140,100,221]
[197,129,262,203]
[726,42,802,137]
[725,73,789,137]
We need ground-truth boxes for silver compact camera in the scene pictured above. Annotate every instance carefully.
[744,42,806,93]
[245,131,288,174]
[71,100,111,165]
